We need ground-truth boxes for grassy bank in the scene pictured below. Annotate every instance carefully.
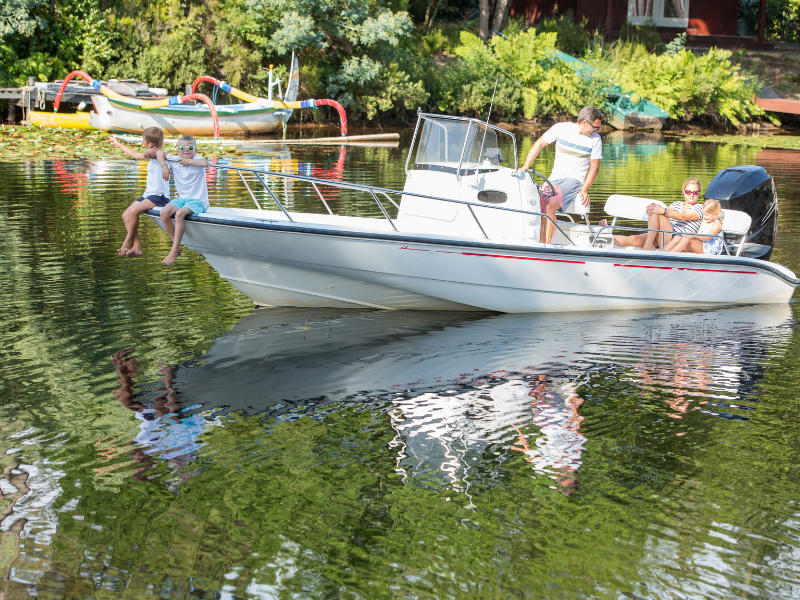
[671,133,800,150]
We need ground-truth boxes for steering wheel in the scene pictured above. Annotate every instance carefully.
[528,169,556,198]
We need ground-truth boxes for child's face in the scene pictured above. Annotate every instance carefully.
[177,141,196,159]
[703,209,719,222]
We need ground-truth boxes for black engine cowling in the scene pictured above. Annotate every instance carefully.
[704,165,778,260]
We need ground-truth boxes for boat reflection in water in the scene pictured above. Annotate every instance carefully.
[122,303,794,491]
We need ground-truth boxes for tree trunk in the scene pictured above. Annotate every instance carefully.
[490,0,512,34]
[424,0,443,31]
[479,0,491,41]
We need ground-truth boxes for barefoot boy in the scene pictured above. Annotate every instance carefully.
[160,135,209,264]
[110,128,170,257]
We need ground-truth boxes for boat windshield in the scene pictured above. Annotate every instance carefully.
[411,116,513,175]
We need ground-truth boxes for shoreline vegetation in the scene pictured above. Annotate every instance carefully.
[1,2,796,130]
[3,124,800,163]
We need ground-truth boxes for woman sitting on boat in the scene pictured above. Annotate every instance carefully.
[614,178,704,251]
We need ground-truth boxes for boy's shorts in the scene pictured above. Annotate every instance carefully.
[136,194,170,207]
[168,198,207,216]
[546,177,583,213]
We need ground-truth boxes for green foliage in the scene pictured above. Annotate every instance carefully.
[0,0,46,37]
[417,27,449,57]
[588,42,766,125]
[439,29,605,120]
[663,33,686,56]
[740,0,800,41]
[619,21,662,51]
[536,10,591,57]
[0,43,65,85]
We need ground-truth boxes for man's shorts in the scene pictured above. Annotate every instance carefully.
[136,194,170,207]
[168,198,207,216]
[546,177,583,213]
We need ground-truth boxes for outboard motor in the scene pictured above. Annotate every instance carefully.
[704,165,778,260]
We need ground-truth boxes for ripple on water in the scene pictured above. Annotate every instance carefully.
[0,141,799,598]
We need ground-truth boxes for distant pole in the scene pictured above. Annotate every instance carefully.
[758,0,766,43]
[185,84,192,96]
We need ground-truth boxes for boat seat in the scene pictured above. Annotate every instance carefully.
[602,195,752,255]
[720,209,751,236]
[604,194,666,221]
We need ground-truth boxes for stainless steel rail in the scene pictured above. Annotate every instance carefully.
[207,163,576,245]
[591,224,733,255]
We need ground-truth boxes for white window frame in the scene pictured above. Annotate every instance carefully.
[627,0,690,28]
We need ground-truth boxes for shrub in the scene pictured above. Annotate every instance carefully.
[619,21,662,51]
[588,42,766,124]
[536,11,591,57]
[434,29,605,120]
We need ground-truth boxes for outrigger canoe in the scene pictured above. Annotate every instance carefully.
[31,54,348,138]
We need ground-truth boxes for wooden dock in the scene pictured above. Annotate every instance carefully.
[755,97,800,115]
[116,133,401,146]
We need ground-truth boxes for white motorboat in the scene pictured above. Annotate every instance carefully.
[147,112,799,312]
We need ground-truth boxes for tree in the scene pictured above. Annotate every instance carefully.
[478,0,512,41]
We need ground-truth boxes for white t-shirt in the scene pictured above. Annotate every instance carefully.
[543,122,603,183]
[166,154,209,208]
[142,157,170,199]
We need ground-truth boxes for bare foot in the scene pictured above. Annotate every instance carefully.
[125,248,143,257]
[163,251,179,265]
[118,244,130,256]
[643,243,655,251]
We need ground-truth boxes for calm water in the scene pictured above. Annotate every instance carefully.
[1,131,800,599]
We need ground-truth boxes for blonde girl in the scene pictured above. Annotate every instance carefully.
[665,200,725,255]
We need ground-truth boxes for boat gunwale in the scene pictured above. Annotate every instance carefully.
[145,209,800,287]
[103,97,280,117]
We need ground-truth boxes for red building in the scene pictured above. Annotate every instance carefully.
[509,0,772,49]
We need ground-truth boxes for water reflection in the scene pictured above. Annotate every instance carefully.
[100,304,793,502]
[1,140,800,598]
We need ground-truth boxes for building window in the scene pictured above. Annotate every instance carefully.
[628,0,690,28]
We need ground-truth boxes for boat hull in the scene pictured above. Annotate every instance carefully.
[606,108,666,131]
[90,96,286,136]
[147,210,797,313]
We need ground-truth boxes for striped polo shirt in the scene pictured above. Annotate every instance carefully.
[543,122,603,183]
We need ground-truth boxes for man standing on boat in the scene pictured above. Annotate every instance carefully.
[516,106,604,244]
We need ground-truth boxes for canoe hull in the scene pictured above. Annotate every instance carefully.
[147,208,797,313]
[90,96,286,137]
[606,107,666,131]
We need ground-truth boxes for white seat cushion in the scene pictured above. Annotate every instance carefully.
[604,195,666,221]
[721,209,751,235]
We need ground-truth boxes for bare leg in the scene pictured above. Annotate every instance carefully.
[163,207,192,264]
[613,233,647,248]
[160,204,178,244]
[666,234,691,253]
[643,214,673,251]
[688,239,705,254]
[539,197,560,244]
[121,200,156,257]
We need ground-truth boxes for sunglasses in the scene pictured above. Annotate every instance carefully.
[177,145,195,151]
[684,189,700,196]
[592,125,601,132]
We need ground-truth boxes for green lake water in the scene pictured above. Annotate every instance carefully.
[0,131,799,599]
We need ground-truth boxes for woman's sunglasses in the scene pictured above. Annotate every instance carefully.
[684,190,700,196]
[177,145,195,151]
